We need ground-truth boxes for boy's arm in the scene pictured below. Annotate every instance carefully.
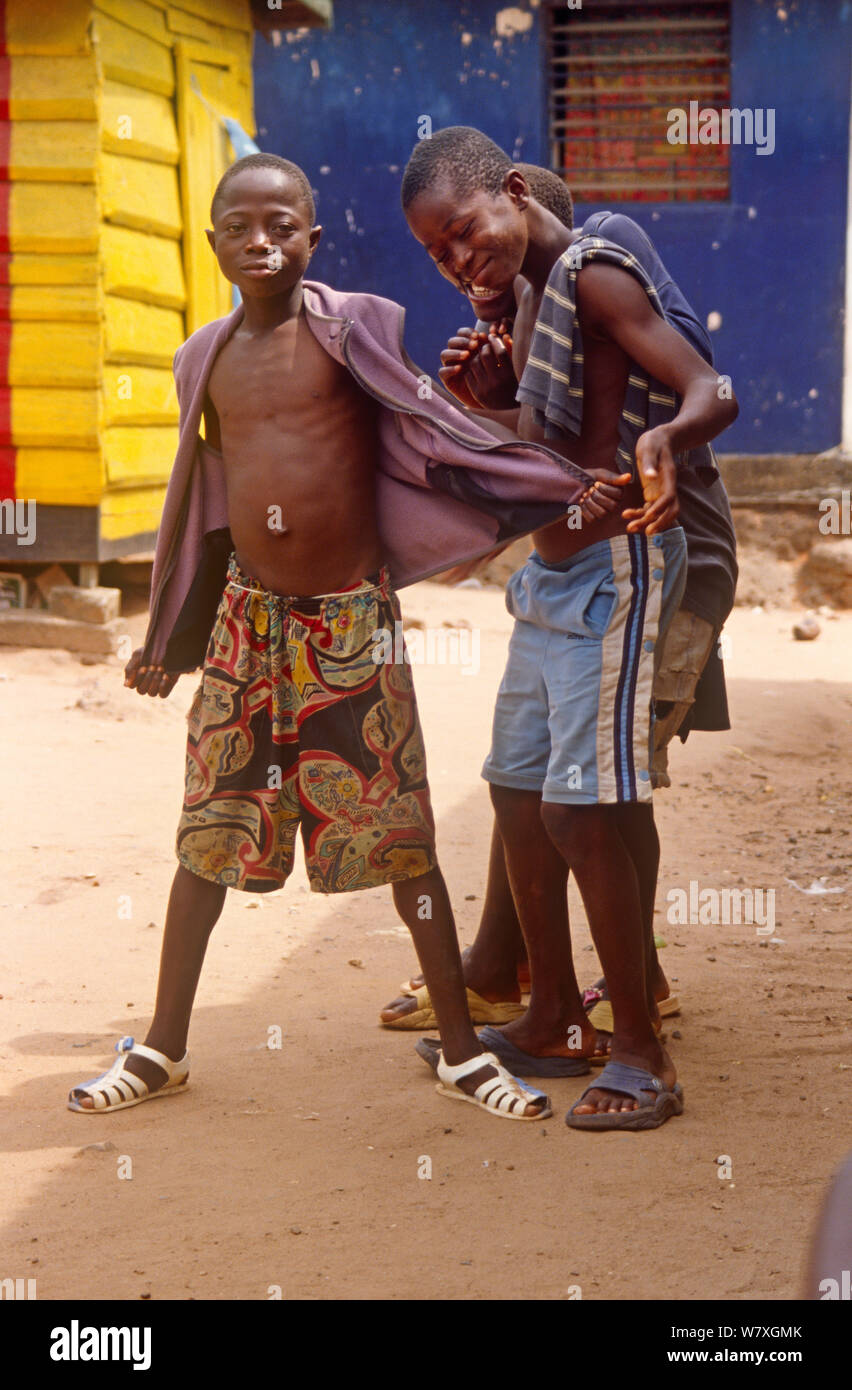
[127,343,188,698]
[576,261,739,458]
[570,261,738,531]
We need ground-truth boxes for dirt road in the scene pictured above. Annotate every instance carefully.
[1,585,850,1300]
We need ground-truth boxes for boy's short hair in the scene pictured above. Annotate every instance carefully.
[401,126,513,210]
[210,153,316,224]
[515,163,574,231]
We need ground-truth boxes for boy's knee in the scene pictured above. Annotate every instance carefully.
[540,801,607,859]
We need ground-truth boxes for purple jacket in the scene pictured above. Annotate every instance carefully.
[141,279,595,671]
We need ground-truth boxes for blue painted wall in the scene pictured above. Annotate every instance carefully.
[253,0,851,454]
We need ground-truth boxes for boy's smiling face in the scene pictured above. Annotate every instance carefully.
[405,171,529,321]
[206,167,321,298]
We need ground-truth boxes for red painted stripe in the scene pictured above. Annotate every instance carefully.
[0,181,8,253]
[0,387,12,447]
[0,446,14,495]
[0,285,9,316]
[0,57,9,118]
[0,120,9,179]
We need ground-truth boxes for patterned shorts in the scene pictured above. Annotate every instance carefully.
[176,556,437,894]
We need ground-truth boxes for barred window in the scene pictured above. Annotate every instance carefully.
[547,0,731,202]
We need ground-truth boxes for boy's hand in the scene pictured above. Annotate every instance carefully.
[124,648,180,699]
[577,470,632,523]
[622,427,680,535]
[439,328,483,409]
[439,322,517,411]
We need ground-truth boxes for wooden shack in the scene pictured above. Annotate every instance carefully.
[0,0,331,578]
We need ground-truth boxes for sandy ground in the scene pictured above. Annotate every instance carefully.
[1,583,850,1302]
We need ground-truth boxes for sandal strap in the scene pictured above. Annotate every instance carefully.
[437,1048,501,1084]
[117,1036,184,1073]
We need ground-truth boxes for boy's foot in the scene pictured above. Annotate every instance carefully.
[399,947,530,997]
[481,1012,597,1065]
[584,975,674,1061]
[380,983,524,1030]
[436,1049,551,1120]
[68,1037,188,1112]
[568,1041,678,1119]
[583,971,679,1015]
[381,950,523,1026]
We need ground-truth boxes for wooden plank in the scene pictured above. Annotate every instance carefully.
[11,388,101,448]
[9,183,99,253]
[15,448,104,506]
[6,121,98,183]
[103,365,179,426]
[93,12,175,98]
[7,255,99,286]
[100,484,166,543]
[103,424,178,486]
[8,322,102,386]
[8,285,102,322]
[104,295,184,367]
[0,503,101,564]
[9,57,98,121]
[94,0,170,47]
[166,6,219,41]
[100,152,182,239]
[5,0,92,56]
[168,0,252,34]
[102,225,186,310]
[100,80,180,166]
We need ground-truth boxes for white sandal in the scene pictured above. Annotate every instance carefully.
[435,1049,552,1121]
[67,1035,189,1113]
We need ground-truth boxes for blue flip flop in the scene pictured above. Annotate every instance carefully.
[476,1025,591,1078]
[565,1060,683,1131]
[416,1030,590,1078]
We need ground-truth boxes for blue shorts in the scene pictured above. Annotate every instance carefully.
[482,528,687,805]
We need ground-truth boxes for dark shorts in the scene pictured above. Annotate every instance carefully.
[176,556,438,894]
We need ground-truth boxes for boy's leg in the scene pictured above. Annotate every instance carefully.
[487,785,593,1059]
[540,802,674,1113]
[70,865,226,1108]
[391,865,544,1112]
[294,573,548,1116]
[380,819,526,1022]
[463,819,530,989]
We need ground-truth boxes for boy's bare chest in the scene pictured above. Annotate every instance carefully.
[207,319,365,430]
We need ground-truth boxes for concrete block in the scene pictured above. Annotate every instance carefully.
[48,585,121,624]
[0,611,124,654]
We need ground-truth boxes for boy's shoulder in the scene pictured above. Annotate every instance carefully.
[579,210,653,257]
[174,308,241,376]
[303,278,405,334]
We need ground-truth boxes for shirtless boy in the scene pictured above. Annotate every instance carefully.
[399,128,739,1129]
[67,153,603,1123]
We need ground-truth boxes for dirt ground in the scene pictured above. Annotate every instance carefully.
[1,582,850,1302]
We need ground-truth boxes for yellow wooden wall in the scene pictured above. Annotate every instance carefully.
[5,1,103,510]
[6,0,254,551]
